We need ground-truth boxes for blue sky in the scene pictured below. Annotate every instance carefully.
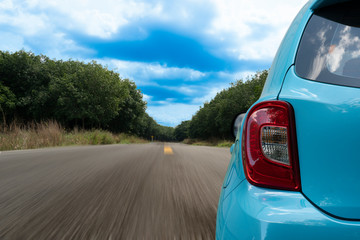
[0,0,307,126]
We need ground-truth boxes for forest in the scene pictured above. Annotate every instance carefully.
[0,50,174,141]
[174,70,268,141]
[0,50,267,143]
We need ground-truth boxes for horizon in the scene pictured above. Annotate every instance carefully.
[0,0,308,126]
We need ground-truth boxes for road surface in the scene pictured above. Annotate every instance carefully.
[0,143,230,239]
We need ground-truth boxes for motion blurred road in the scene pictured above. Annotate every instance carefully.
[0,143,230,239]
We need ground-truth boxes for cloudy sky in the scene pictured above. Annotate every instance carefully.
[0,0,308,126]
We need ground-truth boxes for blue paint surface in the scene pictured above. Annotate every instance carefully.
[216,0,360,238]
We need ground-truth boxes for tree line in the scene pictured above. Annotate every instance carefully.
[174,70,268,141]
[0,50,174,141]
[0,50,267,143]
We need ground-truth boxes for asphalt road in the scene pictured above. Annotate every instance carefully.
[0,143,230,239]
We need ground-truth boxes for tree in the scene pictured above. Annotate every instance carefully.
[109,79,146,134]
[186,70,268,140]
[174,120,190,141]
[0,81,15,128]
[49,61,126,128]
[0,50,175,138]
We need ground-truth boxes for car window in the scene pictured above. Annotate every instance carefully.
[295,2,360,87]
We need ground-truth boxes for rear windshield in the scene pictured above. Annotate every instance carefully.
[295,2,360,87]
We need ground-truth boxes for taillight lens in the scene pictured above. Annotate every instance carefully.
[242,101,301,191]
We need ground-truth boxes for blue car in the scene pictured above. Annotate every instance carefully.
[216,0,360,239]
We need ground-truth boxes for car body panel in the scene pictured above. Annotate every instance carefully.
[310,0,353,10]
[217,181,360,240]
[216,0,360,238]
[261,1,311,98]
[222,139,244,194]
[279,67,360,219]
[216,95,277,237]
[262,0,354,99]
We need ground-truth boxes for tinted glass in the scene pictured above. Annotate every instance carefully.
[295,2,360,87]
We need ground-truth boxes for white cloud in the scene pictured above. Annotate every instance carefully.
[217,70,256,82]
[0,0,14,10]
[191,87,222,105]
[0,0,308,61]
[0,1,96,58]
[142,94,152,102]
[97,58,255,84]
[147,103,200,127]
[13,0,163,39]
[207,0,308,60]
[0,32,28,52]
[164,86,197,95]
[0,3,49,36]
[0,0,307,126]
[100,59,206,85]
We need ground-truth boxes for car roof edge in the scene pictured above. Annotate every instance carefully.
[310,0,352,10]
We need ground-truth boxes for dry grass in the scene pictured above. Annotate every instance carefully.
[0,121,148,151]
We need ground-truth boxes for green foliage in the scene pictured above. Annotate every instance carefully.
[182,70,268,140]
[0,81,16,126]
[48,61,125,128]
[182,138,233,147]
[216,141,233,147]
[174,120,190,141]
[108,79,146,134]
[156,125,175,142]
[0,50,268,144]
[0,50,174,141]
[88,130,115,145]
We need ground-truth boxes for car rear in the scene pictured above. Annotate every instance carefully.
[216,0,360,239]
[281,0,360,220]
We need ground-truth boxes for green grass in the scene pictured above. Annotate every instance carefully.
[0,121,148,151]
[216,141,233,148]
[182,138,233,148]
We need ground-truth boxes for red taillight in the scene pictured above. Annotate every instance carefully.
[242,101,301,191]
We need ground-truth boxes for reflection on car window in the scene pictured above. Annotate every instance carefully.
[295,2,360,87]
[328,26,360,78]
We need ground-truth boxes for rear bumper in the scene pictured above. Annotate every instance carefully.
[216,180,360,240]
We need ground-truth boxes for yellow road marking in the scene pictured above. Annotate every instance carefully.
[164,145,173,155]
